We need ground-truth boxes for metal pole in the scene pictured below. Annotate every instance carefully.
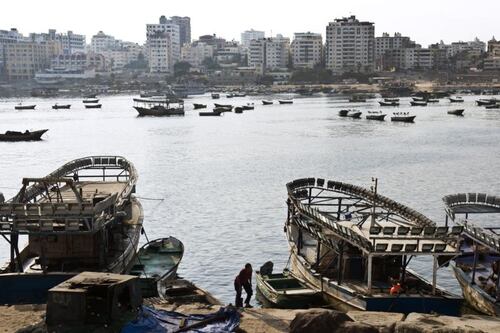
[471,242,478,285]
[445,215,448,227]
[337,244,344,285]
[316,241,321,270]
[367,255,373,295]
[432,255,438,295]
[371,178,378,228]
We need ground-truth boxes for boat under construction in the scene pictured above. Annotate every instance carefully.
[443,193,500,316]
[0,156,143,304]
[284,177,463,315]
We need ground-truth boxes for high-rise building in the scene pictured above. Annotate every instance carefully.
[325,16,375,74]
[247,39,266,72]
[0,28,24,75]
[291,32,323,69]
[375,33,418,71]
[247,35,290,73]
[146,16,181,74]
[171,16,191,46]
[29,29,86,55]
[241,29,265,48]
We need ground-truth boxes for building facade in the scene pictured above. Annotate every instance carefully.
[181,42,214,67]
[326,16,375,74]
[171,16,191,46]
[146,16,181,74]
[29,29,85,55]
[241,29,265,48]
[291,32,323,69]
[265,35,290,70]
[4,41,59,80]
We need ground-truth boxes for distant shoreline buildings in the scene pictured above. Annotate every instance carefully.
[0,14,499,83]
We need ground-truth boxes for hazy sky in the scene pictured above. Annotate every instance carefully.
[2,0,498,46]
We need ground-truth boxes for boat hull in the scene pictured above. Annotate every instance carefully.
[135,106,184,116]
[15,105,36,110]
[366,114,386,121]
[52,105,71,109]
[84,104,102,109]
[0,129,48,142]
[391,116,416,122]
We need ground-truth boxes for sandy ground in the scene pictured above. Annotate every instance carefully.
[0,305,45,333]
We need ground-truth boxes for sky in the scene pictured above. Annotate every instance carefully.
[1,0,498,46]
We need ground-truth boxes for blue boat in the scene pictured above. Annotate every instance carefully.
[284,178,463,315]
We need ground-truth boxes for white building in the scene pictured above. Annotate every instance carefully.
[325,16,375,74]
[241,29,265,48]
[89,32,143,69]
[265,35,290,70]
[0,28,24,71]
[291,32,323,69]
[29,30,86,55]
[90,31,118,53]
[146,16,181,74]
[181,42,214,67]
[247,39,266,72]
[216,41,245,65]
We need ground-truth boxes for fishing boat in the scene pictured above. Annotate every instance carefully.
[241,104,254,110]
[476,99,498,106]
[410,101,427,106]
[412,96,426,102]
[214,106,232,113]
[391,112,416,122]
[84,104,102,109]
[285,178,463,315]
[227,93,235,98]
[449,97,464,103]
[193,103,207,109]
[256,269,320,308]
[379,101,399,107]
[0,129,48,142]
[262,100,273,105]
[199,111,222,116]
[211,93,220,99]
[366,111,386,121]
[214,103,233,109]
[426,99,440,103]
[235,107,243,114]
[279,100,293,104]
[82,99,99,104]
[52,104,71,110]
[0,156,143,304]
[129,237,184,297]
[447,109,465,116]
[347,111,362,118]
[14,104,36,110]
[234,92,247,97]
[338,109,350,117]
[384,98,400,103]
[133,98,184,116]
[443,193,500,316]
[485,104,500,109]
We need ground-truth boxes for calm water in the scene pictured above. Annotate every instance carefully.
[1,93,500,303]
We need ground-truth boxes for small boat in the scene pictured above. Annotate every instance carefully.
[84,104,102,109]
[234,107,243,114]
[52,104,71,110]
[476,99,497,106]
[128,237,184,297]
[410,101,427,106]
[213,106,232,113]
[347,111,362,118]
[199,111,222,116]
[366,111,386,121]
[379,101,399,107]
[83,99,99,104]
[392,112,416,122]
[338,109,350,117]
[193,103,207,109]
[133,98,185,117]
[349,95,367,103]
[412,96,426,102]
[83,93,97,99]
[384,98,400,102]
[256,269,320,309]
[449,97,464,103]
[211,93,220,99]
[427,99,440,103]
[234,93,247,97]
[214,103,232,109]
[0,129,48,142]
[262,100,273,105]
[447,109,465,116]
[485,104,500,109]
[241,104,254,111]
[14,104,36,110]
[279,100,293,104]
[227,93,235,98]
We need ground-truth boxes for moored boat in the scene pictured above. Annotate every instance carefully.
[235,107,244,114]
[199,111,222,116]
[338,109,350,117]
[412,96,426,102]
[84,103,102,109]
[391,112,416,122]
[476,99,498,106]
[211,93,220,99]
[443,193,500,316]
[485,104,500,109]
[447,109,465,116]
[0,156,143,304]
[82,99,99,104]
[426,99,440,103]
[366,111,386,121]
[0,129,48,142]
[379,101,399,106]
[384,98,400,102]
[133,98,184,116]
[241,104,254,110]
[279,99,293,104]
[214,103,233,109]
[410,101,427,106]
[214,106,232,113]
[52,104,71,110]
[14,104,36,110]
[285,178,463,315]
[193,103,207,109]
[262,100,273,105]
[347,111,362,118]
[449,97,464,103]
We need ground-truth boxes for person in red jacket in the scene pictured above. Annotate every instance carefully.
[234,263,253,308]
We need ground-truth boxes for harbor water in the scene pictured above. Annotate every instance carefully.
[1,94,500,304]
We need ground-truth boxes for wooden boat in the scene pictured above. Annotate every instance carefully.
[234,93,247,97]
[214,103,232,109]
[193,103,207,109]
[211,93,220,99]
[129,237,184,297]
[485,104,500,109]
[285,178,463,315]
[160,278,221,306]
[379,101,399,107]
[214,106,232,113]
[0,156,143,304]
[338,109,350,117]
[476,99,497,106]
[384,98,400,102]
[447,109,465,116]
[84,104,102,109]
[426,99,440,103]
[443,193,500,316]
[262,100,273,105]
[448,97,464,103]
[52,104,71,110]
[82,99,99,104]
[234,107,243,114]
[412,96,426,102]
[256,270,320,308]
[410,101,427,106]
[391,113,416,122]
[14,104,36,110]
[133,98,184,117]
[0,129,48,142]
[347,111,362,118]
[199,111,222,116]
[279,100,293,104]
[241,104,254,110]
[366,112,386,121]
[83,93,97,99]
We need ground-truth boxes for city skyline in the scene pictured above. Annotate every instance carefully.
[1,0,498,46]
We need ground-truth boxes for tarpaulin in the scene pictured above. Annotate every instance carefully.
[121,306,240,333]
